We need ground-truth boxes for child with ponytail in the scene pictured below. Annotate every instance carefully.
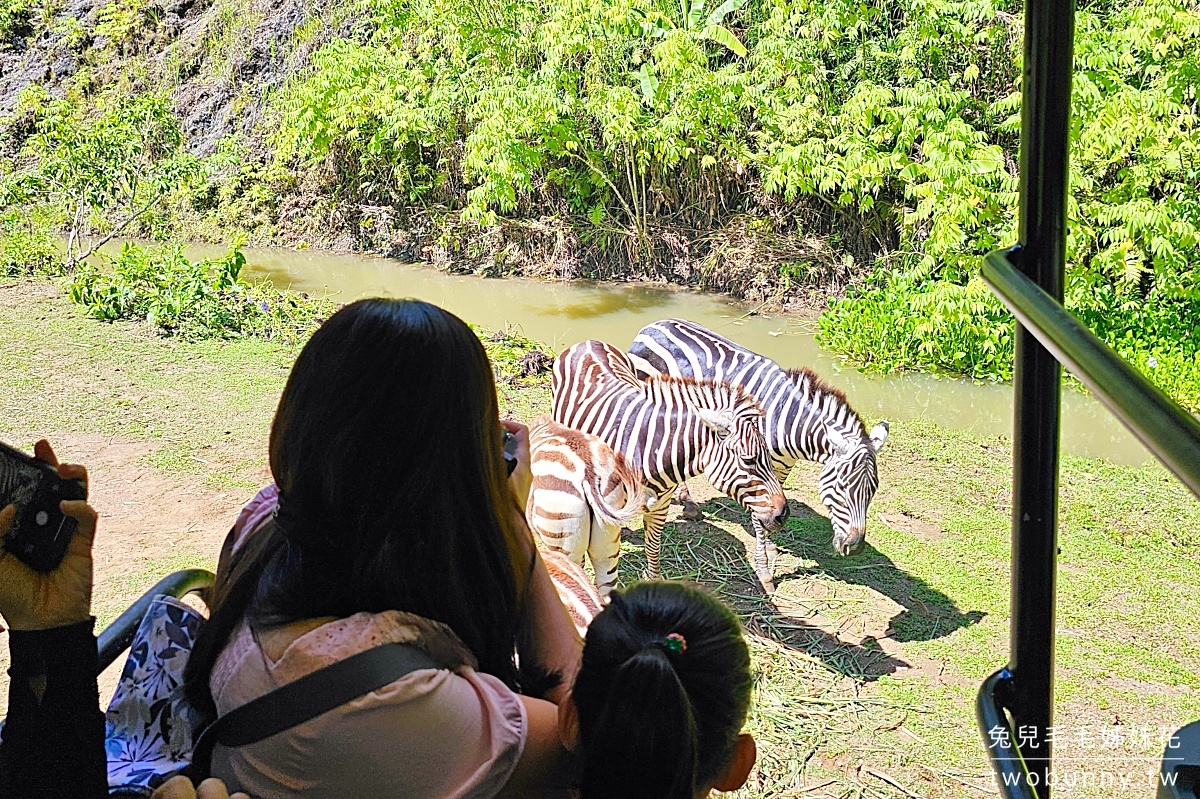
[562,581,757,799]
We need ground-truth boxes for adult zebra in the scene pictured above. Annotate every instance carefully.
[629,319,889,566]
[552,339,788,584]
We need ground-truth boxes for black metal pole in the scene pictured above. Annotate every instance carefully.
[1007,0,1075,793]
[983,253,1200,499]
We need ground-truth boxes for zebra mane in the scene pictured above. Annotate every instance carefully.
[640,373,765,417]
[784,367,868,437]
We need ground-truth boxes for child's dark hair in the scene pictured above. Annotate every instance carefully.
[572,581,753,799]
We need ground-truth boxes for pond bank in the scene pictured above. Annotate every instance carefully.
[160,241,1155,466]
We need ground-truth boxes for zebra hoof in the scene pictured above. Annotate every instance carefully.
[755,568,776,596]
[681,501,703,521]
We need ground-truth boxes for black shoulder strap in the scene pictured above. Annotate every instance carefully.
[187,642,441,780]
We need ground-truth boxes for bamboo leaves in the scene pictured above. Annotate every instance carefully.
[257,0,1199,405]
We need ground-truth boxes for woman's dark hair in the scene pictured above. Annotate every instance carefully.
[572,581,753,799]
[184,299,530,716]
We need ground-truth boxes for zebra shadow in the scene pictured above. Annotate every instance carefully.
[615,511,912,682]
[766,498,986,645]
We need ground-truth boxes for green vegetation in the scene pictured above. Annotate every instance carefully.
[2,89,201,267]
[814,0,1200,408]
[0,282,1196,798]
[0,205,58,275]
[817,278,1015,382]
[471,323,556,387]
[819,274,1200,410]
[0,0,38,42]
[67,241,334,340]
[0,0,1197,399]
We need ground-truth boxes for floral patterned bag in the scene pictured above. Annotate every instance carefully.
[104,595,206,797]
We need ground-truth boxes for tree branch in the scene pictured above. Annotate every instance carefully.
[72,194,165,265]
[562,150,638,229]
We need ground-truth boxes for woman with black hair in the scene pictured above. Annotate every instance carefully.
[563,581,758,799]
[183,298,582,798]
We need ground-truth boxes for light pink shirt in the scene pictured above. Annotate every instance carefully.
[209,486,528,799]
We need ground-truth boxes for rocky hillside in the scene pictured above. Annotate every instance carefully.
[0,0,333,155]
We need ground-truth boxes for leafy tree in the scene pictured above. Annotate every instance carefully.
[638,0,748,103]
[2,92,201,268]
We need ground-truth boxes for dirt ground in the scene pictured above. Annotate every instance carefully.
[0,432,267,712]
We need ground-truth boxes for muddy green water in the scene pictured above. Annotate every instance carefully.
[191,244,1151,465]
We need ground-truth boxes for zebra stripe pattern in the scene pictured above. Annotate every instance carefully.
[526,415,650,596]
[542,548,605,638]
[629,319,888,566]
[551,339,788,582]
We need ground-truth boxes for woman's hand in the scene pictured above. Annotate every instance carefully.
[502,419,533,511]
[0,440,98,632]
[152,776,251,799]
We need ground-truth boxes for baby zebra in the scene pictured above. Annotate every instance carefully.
[552,340,788,585]
[542,548,604,637]
[527,416,651,596]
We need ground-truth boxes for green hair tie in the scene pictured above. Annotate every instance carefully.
[662,632,688,655]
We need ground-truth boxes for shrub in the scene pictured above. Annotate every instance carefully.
[0,208,60,277]
[66,242,332,340]
[818,278,1014,383]
[0,0,37,41]
[820,275,1200,412]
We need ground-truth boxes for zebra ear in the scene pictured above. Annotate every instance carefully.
[870,421,890,453]
[825,424,852,457]
[698,408,735,438]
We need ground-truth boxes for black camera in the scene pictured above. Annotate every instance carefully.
[0,441,88,572]
[503,430,519,477]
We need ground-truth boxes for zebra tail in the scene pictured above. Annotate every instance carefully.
[581,454,647,529]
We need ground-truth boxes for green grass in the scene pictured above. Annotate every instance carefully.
[0,282,553,489]
[91,552,216,630]
[1,279,1197,797]
[624,419,1200,796]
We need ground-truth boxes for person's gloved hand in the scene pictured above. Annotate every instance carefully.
[0,439,98,632]
[152,776,252,799]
